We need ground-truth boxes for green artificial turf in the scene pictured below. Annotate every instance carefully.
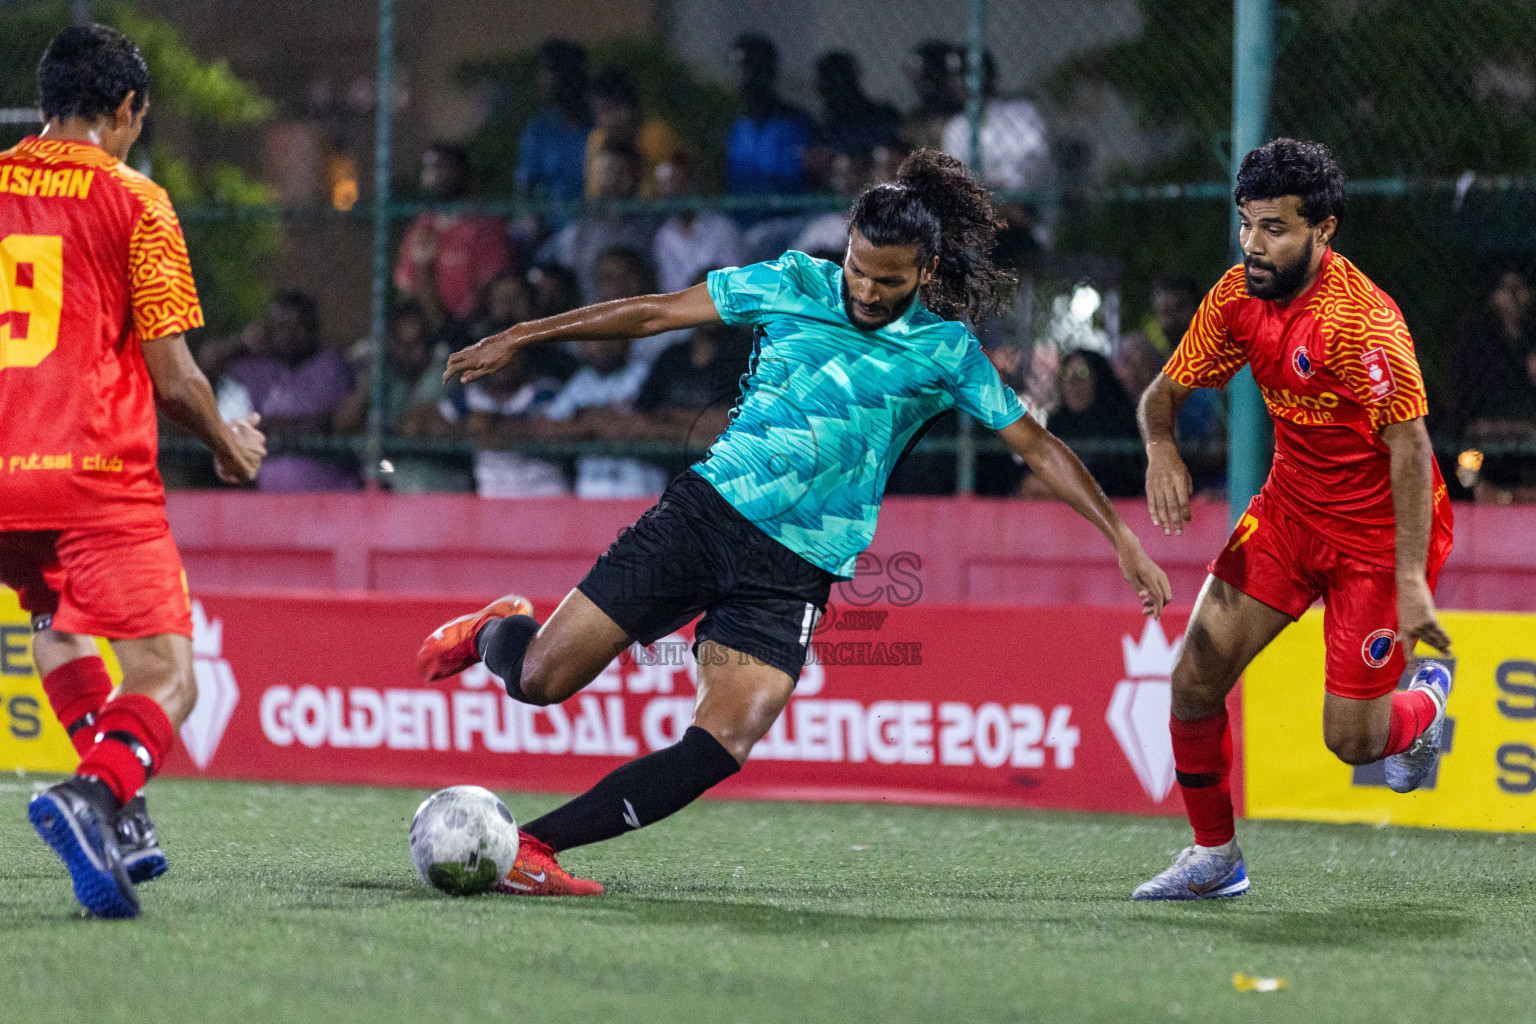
[2,777,1532,1023]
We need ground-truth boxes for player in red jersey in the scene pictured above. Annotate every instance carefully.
[2,25,265,918]
[1131,139,1455,900]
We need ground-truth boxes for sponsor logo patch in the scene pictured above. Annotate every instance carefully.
[1360,347,1397,402]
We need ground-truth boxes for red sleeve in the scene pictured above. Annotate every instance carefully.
[1329,300,1429,427]
[1162,267,1247,389]
[394,219,424,293]
[469,218,512,292]
[127,186,203,341]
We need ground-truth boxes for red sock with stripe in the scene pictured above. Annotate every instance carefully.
[1381,688,1438,757]
[40,656,113,757]
[1170,709,1235,847]
[74,693,175,806]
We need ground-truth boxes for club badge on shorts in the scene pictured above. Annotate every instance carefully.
[1362,628,1396,668]
[1291,346,1314,379]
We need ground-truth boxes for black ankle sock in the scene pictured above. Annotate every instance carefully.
[522,726,741,851]
[475,615,540,701]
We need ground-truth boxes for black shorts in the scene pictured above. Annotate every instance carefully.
[577,469,838,682]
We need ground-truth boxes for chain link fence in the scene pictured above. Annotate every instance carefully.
[3,0,1533,499]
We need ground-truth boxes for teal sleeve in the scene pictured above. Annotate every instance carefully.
[706,259,786,327]
[954,336,1026,429]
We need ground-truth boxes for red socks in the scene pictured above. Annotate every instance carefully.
[1170,709,1235,847]
[1382,688,1439,758]
[41,656,114,758]
[75,693,175,805]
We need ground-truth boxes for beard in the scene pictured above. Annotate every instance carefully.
[1244,236,1314,301]
[841,276,920,331]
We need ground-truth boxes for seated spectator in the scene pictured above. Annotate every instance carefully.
[652,154,743,294]
[1449,264,1536,501]
[586,67,683,200]
[1141,273,1201,356]
[792,148,872,257]
[941,52,1052,194]
[535,144,659,302]
[526,262,582,320]
[807,51,902,185]
[725,33,813,197]
[1021,349,1141,498]
[902,40,965,151]
[589,245,682,367]
[336,301,470,493]
[634,320,753,447]
[393,142,513,324]
[514,40,591,205]
[440,345,568,498]
[223,291,360,491]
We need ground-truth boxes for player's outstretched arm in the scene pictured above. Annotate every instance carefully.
[1383,417,1452,655]
[998,413,1172,618]
[445,283,723,384]
[142,333,266,485]
[1138,373,1195,535]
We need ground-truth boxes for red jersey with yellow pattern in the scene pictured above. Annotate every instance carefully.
[1164,247,1451,568]
[0,136,202,529]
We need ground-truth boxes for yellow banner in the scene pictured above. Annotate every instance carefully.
[1245,609,1536,832]
[0,588,120,774]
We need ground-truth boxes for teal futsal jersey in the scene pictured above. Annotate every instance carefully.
[701,250,1025,577]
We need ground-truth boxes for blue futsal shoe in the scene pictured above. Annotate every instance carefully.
[115,795,167,885]
[1132,841,1250,901]
[28,778,140,919]
[1385,661,1453,794]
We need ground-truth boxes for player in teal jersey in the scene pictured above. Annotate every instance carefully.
[416,150,1172,895]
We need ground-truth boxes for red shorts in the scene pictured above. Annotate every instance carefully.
[1211,491,1451,701]
[0,521,192,640]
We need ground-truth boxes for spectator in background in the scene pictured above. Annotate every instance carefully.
[635,317,753,441]
[526,262,582,321]
[536,144,658,303]
[589,245,683,368]
[223,291,360,491]
[793,148,872,259]
[514,40,591,205]
[651,153,743,294]
[807,51,902,186]
[586,67,682,200]
[941,52,1052,194]
[440,343,568,499]
[1021,349,1141,498]
[394,143,513,325]
[1450,265,1536,501]
[537,247,670,498]
[336,300,470,493]
[725,33,812,197]
[1141,273,1201,356]
[902,41,965,151]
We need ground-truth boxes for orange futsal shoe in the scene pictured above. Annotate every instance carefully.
[495,832,605,897]
[416,593,534,682]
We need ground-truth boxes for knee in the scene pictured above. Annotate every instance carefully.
[515,650,566,707]
[1324,728,1380,766]
[1170,663,1228,721]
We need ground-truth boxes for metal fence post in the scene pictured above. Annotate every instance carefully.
[956,0,988,496]
[1227,0,1274,524]
[364,0,395,487]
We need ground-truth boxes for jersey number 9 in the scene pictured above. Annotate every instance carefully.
[0,234,63,369]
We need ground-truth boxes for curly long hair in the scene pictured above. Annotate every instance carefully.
[848,149,1015,323]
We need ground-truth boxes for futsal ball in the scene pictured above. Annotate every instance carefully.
[409,785,520,896]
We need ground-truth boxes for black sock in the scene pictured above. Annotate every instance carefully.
[475,615,540,701]
[523,726,741,851]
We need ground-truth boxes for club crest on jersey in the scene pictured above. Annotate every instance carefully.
[1362,628,1396,669]
[1291,346,1315,379]
[1360,347,1397,402]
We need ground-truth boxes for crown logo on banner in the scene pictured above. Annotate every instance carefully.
[1106,620,1183,803]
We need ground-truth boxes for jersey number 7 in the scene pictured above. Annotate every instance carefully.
[0,234,64,369]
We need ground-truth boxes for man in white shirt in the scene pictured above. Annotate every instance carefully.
[651,154,744,294]
[940,53,1052,194]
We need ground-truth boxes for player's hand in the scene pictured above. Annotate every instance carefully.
[1398,575,1452,655]
[1116,530,1173,620]
[216,412,266,485]
[445,329,519,385]
[1145,441,1193,536]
